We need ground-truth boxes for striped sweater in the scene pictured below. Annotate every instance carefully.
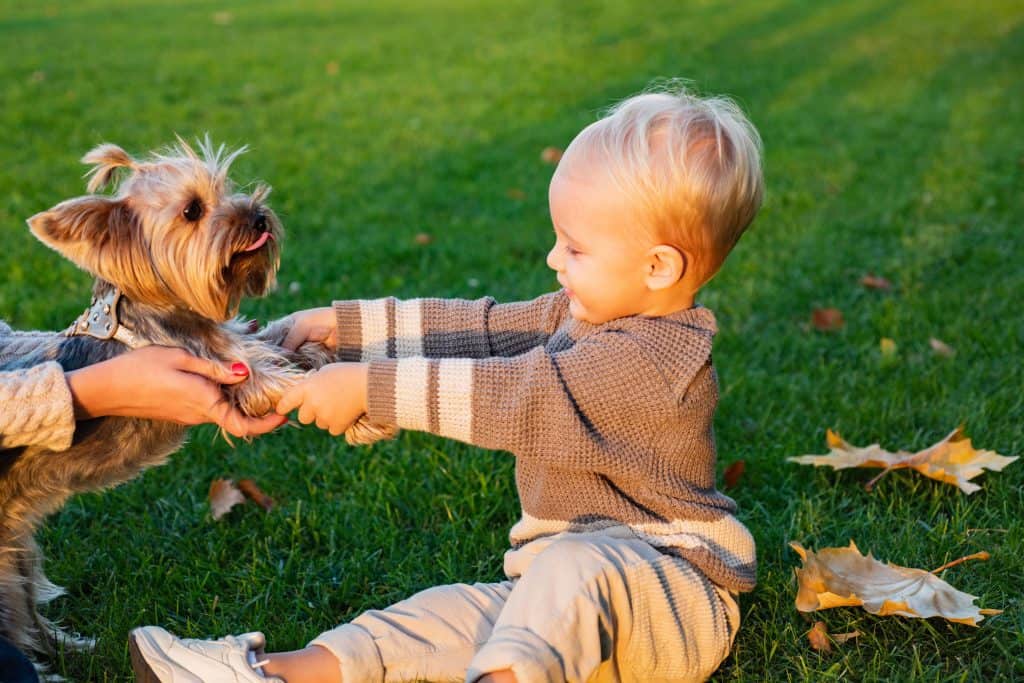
[334,290,756,592]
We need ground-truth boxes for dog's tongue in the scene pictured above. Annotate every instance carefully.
[242,232,273,252]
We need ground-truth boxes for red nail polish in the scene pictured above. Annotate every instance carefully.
[231,362,249,376]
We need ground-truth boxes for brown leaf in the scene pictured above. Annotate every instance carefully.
[506,188,526,200]
[238,478,274,512]
[832,630,861,644]
[325,61,339,76]
[540,146,563,164]
[879,337,897,357]
[929,337,955,358]
[807,621,831,652]
[723,460,746,489]
[208,478,244,520]
[811,307,844,331]
[790,541,1002,625]
[788,427,1018,494]
[860,274,892,291]
[414,232,433,245]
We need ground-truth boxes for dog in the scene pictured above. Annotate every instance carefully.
[0,138,363,664]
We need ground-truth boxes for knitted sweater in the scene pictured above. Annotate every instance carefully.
[0,321,76,452]
[334,291,756,593]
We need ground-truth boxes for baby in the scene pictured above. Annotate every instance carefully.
[130,84,764,683]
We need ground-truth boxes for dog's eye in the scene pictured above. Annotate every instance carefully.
[183,199,204,222]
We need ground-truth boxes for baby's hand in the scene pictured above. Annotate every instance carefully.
[281,307,337,351]
[275,362,368,436]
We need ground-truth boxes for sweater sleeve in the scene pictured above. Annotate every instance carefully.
[333,291,569,362]
[364,329,680,476]
[0,361,76,451]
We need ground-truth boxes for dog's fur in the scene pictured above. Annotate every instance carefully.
[0,138,336,661]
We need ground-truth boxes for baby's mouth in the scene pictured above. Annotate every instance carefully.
[241,231,273,252]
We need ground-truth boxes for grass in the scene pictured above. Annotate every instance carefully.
[1,0,1022,679]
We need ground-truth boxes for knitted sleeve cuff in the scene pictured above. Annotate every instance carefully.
[365,357,475,443]
[0,361,75,451]
[334,298,430,361]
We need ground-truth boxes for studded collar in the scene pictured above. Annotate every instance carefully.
[65,288,151,349]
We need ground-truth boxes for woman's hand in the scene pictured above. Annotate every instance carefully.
[66,346,287,437]
[280,307,337,351]
[275,362,368,436]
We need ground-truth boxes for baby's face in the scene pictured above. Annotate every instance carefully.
[546,143,655,324]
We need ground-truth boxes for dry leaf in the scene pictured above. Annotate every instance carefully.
[788,427,1018,494]
[325,61,339,76]
[414,232,433,245]
[832,630,860,644]
[811,307,844,331]
[208,478,244,520]
[540,146,563,164]
[506,188,526,200]
[790,541,1002,626]
[879,337,897,357]
[238,478,274,512]
[929,337,955,358]
[860,274,892,291]
[808,621,831,652]
[723,460,746,489]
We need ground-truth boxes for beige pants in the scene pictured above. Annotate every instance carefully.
[311,533,740,683]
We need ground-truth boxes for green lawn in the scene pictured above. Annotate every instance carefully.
[2,1,1022,680]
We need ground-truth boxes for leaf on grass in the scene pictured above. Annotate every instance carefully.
[788,427,1018,493]
[811,307,844,331]
[238,478,275,512]
[790,541,1002,626]
[879,337,897,357]
[540,146,563,164]
[208,478,245,520]
[929,337,955,357]
[808,621,831,652]
[723,460,746,489]
[860,274,892,291]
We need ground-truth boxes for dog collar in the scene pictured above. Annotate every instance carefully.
[65,288,151,349]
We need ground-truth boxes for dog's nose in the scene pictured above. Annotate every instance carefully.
[253,214,267,231]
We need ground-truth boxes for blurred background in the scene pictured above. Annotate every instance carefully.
[1,1,1021,679]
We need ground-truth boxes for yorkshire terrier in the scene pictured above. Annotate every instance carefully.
[0,138,388,665]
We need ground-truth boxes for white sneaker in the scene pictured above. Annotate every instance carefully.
[129,626,284,682]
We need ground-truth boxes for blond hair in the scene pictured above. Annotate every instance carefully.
[579,84,764,285]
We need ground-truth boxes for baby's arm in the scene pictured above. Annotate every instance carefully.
[283,291,569,362]
[362,329,688,477]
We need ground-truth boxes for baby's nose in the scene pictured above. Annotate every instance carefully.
[546,244,561,271]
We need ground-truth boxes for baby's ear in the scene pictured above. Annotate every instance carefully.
[27,196,138,279]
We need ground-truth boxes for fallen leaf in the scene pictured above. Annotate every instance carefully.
[811,307,844,331]
[790,541,1002,625]
[212,10,233,25]
[325,61,339,76]
[808,621,831,652]
[788,427,1018,494]
[860,274,892,291]
[208,478,245,520]
[540,146,563,164]
[506,188,526,200]
[238,478,274,512]
[879,337,897,357]
[832,630,861,644]
[723,460,746,489]
[414,232,433,245]
[929,337,955,358]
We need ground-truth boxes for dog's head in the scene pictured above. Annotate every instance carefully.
[28,137,283,321]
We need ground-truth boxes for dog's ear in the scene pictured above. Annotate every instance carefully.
[82,143,136,193]
[27,196,141,281]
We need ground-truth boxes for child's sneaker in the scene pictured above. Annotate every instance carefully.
[128,626,284,682]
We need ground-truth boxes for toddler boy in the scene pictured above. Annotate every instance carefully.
[130,84,764,683]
